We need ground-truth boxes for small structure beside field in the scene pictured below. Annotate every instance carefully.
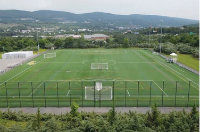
[2,51,33,59]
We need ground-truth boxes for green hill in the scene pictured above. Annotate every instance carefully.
[0,10,198,27]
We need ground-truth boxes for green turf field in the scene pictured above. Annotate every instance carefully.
[0,49,199,107]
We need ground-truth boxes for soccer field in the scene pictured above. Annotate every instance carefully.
[0,49,199,107]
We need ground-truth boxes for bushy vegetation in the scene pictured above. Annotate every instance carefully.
[153,42,199,58]
[0,103,198,132]
[154,42,177,54]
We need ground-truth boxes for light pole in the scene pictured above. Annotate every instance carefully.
[37,31,39,52]
[149,25,151,44]
[149,27,150,44]
[160,20,163,54]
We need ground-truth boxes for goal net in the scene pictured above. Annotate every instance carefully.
[91,63,108,70]
[44,52,56,59]
[85,82,112,100]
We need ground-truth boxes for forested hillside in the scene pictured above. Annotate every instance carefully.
[0,10,198,27]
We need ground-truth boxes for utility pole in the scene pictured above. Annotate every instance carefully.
[160,20,163,54]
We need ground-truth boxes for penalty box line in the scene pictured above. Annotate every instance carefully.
[29,82,44,97]
[66,90,70,96]
[152,81,168,97]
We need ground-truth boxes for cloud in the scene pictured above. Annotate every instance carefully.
[38,0,52,9]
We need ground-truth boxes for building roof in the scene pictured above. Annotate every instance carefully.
[84,35,93,39]
[84,34,109,39]
[92,34,109,38]
[4,51,33,55]
[170,53,178,56]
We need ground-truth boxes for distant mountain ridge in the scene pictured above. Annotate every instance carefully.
[0,10,198,27]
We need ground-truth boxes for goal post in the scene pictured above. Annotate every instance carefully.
[91,63,108,70]
[44,52,56,59]
[85,82,112,100]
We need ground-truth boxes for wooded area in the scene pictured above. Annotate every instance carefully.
[0,27,199,58]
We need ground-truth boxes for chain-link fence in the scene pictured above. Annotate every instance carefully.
[0,80,198,108]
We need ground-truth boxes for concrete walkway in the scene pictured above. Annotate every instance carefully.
[0,107,196,114]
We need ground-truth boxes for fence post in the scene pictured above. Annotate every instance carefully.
[94,81,95,107]
[18,81,21,108]
[137,81,139,107]
[31,82,34,108]
[81,81,83,107]
[57,82,59,108]
[125,81,127,107]
[69,82,71,106]
[5,82,8,107]
[149,81,152,107]
[44,82,46,108]
[113,81,114,106]
[162,81,164,107]
[175,81,177,107]
[99,86,101,108]
[187,81,191,107]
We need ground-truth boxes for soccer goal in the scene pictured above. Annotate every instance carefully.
[91,63,108,70]
[85,82,112,100]
[44,52,56,59]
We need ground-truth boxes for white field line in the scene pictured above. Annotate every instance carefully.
[66,90,70,96]
[133,82,144,89]
[140,85,145,89]
[29,82,43,97]
[117,62,156,63]
[127,90,130,96]
[153,81,168,97]
[41,62,81,63]
[148,51,198,85]
[169,64,185,72]
[0,58,45,87]
[124,50,127,53]
[141,51,199,88]
[182,96,184,98]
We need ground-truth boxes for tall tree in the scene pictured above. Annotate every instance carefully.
[123,38,129,48]
[54,39,63,49]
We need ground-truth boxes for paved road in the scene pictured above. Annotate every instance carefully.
[0,107,196,114]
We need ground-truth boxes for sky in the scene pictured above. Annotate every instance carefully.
[0,0,199,20]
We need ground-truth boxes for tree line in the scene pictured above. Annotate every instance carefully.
[137,26,199,35]
[0,103,198,132]
[0,32,198,58]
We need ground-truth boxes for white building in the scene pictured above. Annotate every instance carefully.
[2,51,33,59]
